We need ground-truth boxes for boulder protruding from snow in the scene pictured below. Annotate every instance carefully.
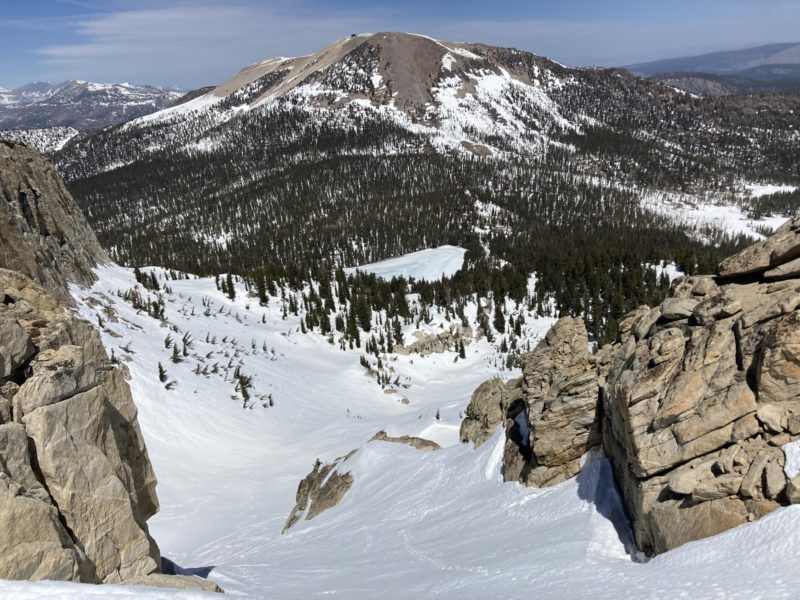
[283,453,356,533]
[459,377,522,448]
[370,430,441,451]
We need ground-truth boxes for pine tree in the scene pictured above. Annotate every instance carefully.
[494,302,506,333]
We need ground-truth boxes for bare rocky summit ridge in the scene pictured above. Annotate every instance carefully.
[0,140,106,304]
[462,217,800,556]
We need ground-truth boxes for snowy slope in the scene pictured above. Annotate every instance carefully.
[0,126,79,153]
[642,189,789,240]
[62,261,548,596]
[5,256,800,598]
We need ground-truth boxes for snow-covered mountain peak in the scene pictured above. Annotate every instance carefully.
[0,80,183,130]
[105,32,576,162]
[206,32,563,114]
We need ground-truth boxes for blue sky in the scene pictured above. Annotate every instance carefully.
[1,0,798,89]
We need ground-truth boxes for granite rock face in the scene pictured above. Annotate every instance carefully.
[0,141,105,304]
[505,317,602,487]
[460,216,800,556]
[603,261,800,554]
[0,270,159,583]
[0,146,221,592]
[461,317,603,488]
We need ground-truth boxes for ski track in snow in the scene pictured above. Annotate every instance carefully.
[3,256,800,598]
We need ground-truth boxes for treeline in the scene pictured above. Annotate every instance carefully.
[59,67,798,343]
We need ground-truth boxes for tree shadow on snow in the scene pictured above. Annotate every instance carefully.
[575,450,648,563]
[162,557,216,578]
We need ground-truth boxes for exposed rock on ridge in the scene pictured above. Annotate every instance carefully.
[0,146,220,592]
[0,140,106,304]
[460,377,522,448]
[462,216,800,556]
[284,430,442,532]
[283,453,356,533]
[604,221,800,555]
[394,325,472,356]
[0,269,159,583]
[462,317,603,487]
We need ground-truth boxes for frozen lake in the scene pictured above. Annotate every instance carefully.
[344,245,467,281]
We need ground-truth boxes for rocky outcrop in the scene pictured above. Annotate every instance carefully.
[461,317,603,487]
[460,217,800,556]
[0,269,159,583]
[504,317,603,487]
[370,430,441,451]
[284,431,442,532]
[459,377,522,448]
[121,574,224,593]
[0,147,220,592]
[283,453,356,533]
[602,263,800,555]
[0,141,105,304]
[395,325,472,356]
[718,215,800,278]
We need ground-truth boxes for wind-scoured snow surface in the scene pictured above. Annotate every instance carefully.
[6,260,800,598]
[343,245,467,281]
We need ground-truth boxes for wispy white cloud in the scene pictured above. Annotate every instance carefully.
[36,4,376,86]
[29,1,800,87]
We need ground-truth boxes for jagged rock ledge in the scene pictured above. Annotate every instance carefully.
[0,141,106,304]
[284,430,440,532]
[0,143,221,592]
[461,215,800,556]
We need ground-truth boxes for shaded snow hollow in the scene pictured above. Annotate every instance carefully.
[3,260,800,598]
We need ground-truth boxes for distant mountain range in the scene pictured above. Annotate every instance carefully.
[0,80,182,131]
[626,43,800,95]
